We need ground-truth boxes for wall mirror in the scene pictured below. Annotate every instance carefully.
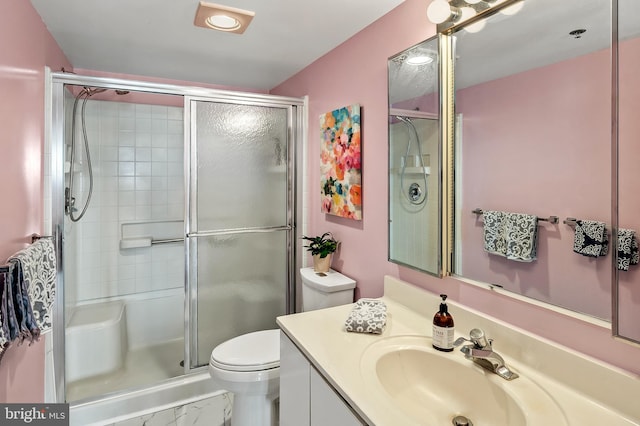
[387,36,442,276]
[615,0,640,343]
[451,0,614,320]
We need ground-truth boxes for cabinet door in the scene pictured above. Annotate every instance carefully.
[310,368,366,426]
[280,332,310,426]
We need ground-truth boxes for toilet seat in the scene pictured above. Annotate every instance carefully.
[210,329,280,372]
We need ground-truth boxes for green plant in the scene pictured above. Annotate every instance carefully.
[302,232,338,258]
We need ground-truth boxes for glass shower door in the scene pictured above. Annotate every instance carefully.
[186,99,292,368]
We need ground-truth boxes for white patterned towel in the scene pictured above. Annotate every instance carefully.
[8,238,56,333]
[482,211,538,262]
[344,299,387,334]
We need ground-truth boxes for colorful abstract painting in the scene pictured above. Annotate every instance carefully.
[320,104,362,220]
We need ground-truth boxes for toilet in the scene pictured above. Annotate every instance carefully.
[208,267,356,426]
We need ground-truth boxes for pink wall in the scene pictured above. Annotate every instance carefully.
[0,0,72,402]
[457,48,611,319]
[273,0,640,376]
[272,0,435,299]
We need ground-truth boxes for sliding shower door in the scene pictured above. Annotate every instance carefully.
[186,98,293,368]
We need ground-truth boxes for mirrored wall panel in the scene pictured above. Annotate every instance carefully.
[615,0,640,342]
[452,0,613,319]
[388,36,442,276]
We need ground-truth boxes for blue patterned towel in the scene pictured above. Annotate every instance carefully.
[504,213,538,262]
[344,299,387,334]
[617,228,639,271]
[482,211,507,256]
[0,238,57,362]
[483,211,538,262]
[573,220,608,257]
[9,239,56,333]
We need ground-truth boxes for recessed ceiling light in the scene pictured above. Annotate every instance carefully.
[194,2,255,34]
[406,55,434,65]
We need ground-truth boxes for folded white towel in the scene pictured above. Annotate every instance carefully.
[344,299,387,334]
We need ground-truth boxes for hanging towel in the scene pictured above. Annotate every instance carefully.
[0,273,12,362]
[504,213,538,262]
[618,228,639,271]
[573,220,609,257]
[482,211,507,256]
[7,259,40,344]
[8,239,56,333]
[344,299,387,334]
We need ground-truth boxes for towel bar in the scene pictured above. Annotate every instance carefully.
[0,234,53,273]
[472,208,559,224]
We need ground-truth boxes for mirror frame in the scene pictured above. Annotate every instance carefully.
[386,34,455,278]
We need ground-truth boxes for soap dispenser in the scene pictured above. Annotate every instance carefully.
[432,294,455,352]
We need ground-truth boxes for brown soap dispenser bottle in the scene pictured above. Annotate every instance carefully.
[432,294,455,352]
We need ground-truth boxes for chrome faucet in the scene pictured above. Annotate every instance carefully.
[454,328,519,380]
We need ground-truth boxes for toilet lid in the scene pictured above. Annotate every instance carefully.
[210,329,280,372]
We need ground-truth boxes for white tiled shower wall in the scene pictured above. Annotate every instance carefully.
[69,99,185,302]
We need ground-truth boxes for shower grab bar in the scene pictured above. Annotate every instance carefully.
[472,208,559,224]
[187,225,292,238]
[0,234,51,274]
[151,238,184,245]
[562,218,611,236]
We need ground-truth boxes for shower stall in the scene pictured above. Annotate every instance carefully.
[47,72,304,423]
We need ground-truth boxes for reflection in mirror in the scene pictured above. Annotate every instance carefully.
[452,0,612,319]
[388,36,442,276]
[616,0,640,343]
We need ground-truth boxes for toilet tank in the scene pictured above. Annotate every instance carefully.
[300,267,356,311]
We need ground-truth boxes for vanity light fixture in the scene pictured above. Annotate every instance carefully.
[194,1,255,34]
[427,0,523,29]
[427,0,460,24]
[499,0,525,15]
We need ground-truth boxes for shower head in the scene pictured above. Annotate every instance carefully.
[396,116,412,124]
[82,87,107,96]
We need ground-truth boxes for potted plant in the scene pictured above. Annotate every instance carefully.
[302,232,339,273]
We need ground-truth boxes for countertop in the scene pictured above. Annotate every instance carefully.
[277,275,640,426]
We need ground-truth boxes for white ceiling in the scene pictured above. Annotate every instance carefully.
[29,0,405,91]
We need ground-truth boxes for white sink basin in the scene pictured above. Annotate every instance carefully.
[360,335,567,426]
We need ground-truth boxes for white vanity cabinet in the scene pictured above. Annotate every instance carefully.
[280,332,366,426]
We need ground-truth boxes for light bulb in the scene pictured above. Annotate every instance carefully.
[458,6,477,22]
[206,14,241,30]
[500,0,524,16]
[427,0,453,24]
[465,17,486,33]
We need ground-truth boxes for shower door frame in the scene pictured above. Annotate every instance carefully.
[49,72,305,404]
[184,95,300,370]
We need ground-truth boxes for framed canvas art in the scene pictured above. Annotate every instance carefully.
[319,104,362,220]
